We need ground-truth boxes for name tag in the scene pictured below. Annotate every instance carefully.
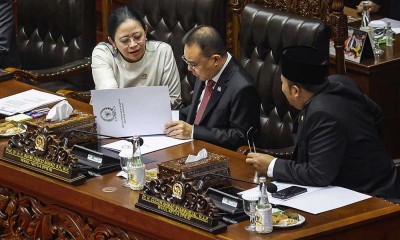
[87,154,103,163]
[222,197,238,207]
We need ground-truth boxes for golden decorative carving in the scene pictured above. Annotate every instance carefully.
[0,187,150,239]
[8,127,77,168]
[143,174,219,217]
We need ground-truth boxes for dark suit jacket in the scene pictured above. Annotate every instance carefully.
[273,75,400,198]
[0,0,20,68]
[373,0,400,20]
[180,57,260,150]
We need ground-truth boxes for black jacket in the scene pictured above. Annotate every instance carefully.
[273,75,400,198]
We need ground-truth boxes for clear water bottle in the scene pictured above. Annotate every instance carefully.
[128,136,146,190]
[255,177,273,234]
[360,1,371,31]
[386,21,394,47]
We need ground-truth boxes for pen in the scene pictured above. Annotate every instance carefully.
[31,112,48,119]
[25,108,50,116]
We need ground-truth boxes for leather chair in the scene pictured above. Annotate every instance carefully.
[237,4,330,158]
[6,0,96,93]
[129,0,226,105]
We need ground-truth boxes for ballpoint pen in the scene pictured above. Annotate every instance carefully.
[25,108,50,116]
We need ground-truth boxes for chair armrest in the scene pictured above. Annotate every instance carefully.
[56,90,91,103]
[6,57,91,83]
[237,146,294,160]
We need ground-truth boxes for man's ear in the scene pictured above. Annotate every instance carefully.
[212,54,221,66]
[292,84,301,98]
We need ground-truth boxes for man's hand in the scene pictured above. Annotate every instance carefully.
[164,120,193,139]
[357,1,381,14]
[246,152,275,173]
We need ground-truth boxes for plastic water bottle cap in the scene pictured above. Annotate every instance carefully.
[369,20,385,28]
[242,191,260,201]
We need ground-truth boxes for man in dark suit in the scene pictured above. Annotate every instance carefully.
[246,46,400,198]
[356,0,400,20]
[164,26,260,150]
[0,0,20,68]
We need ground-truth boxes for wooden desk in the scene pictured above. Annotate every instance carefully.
[1,80,400,239]
[330,7,400,158]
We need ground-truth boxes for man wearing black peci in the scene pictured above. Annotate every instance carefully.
[246,46,400,198]
[164,25,260,150]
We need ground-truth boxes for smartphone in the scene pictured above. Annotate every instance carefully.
[271,186,307,199]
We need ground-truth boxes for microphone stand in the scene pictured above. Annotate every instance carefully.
[63,129,144,177]
[62,129,144,147]
[200,173,277,193]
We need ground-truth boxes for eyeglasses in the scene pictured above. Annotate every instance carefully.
[181,55,211,71]
[247,127,257,153]
[117,35,145,47]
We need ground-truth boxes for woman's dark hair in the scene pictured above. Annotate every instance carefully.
[107,6,146,41]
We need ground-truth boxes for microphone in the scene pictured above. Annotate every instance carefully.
[62,129,145,176]
[198,173,277,193]
[62,129,144,147]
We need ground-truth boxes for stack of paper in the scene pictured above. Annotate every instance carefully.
[239,182,371,214]
[102,135,192,155]
[0,89,65,116]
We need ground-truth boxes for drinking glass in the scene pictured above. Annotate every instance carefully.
[242,192,259,232]
[119,144,133,187]
[369,20,386,56]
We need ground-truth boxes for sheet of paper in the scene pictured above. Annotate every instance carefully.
[379,18,400,34]
[239,182,371,214]
[91,86,172,137]
[171,110,179,121]
[102,135,192,154]
[0,89,65,116]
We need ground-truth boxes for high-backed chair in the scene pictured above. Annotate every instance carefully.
[6,0,96,93]
[228,0,347,75]
[238,4,330,157]
[129,0,226,105]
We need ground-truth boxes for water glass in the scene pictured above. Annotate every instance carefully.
[119,144,133,187]
[242,192,260,232]
[369,20,386,56]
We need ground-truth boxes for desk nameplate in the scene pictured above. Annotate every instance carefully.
[136,193,227,234]
[2,147,86,186]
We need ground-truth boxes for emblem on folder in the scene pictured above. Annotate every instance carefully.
[100,107,116,122]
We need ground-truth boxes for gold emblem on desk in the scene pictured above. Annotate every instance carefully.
[136,173,228,234]
[35,134,47,152]
[172,182,184,200]
[1,127,86,185]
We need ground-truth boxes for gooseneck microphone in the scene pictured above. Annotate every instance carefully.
[62,129,144,147]
[198,173,278,193]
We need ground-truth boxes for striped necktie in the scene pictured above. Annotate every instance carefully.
[194,80,215,125]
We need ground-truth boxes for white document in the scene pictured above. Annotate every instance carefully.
[239,182,371,214]
[379,18,400,34]
[0,89,65,116]
[102,135,192,154]
[171,110,179,121]
[91,86,172,137]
